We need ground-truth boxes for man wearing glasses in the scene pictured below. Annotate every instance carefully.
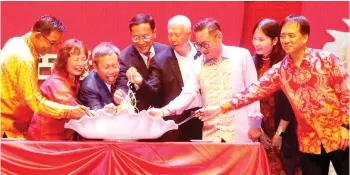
[148,18,262,143]
[1,15,91,138]
[115,14,168,111]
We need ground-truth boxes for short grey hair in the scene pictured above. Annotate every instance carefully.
[167,15,191,32]
[92,42,120,64]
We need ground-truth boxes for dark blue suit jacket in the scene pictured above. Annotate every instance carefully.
[114,42,166,111]
[78,71,115,110]
[155,45,203,141]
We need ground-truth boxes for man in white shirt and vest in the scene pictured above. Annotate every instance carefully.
[149,18,263,143]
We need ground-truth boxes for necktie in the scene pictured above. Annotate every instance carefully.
[110,85,116,95]
[194,50,202,60]
[145,52,152,68]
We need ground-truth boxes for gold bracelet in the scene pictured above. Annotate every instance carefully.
[161,109,164,117]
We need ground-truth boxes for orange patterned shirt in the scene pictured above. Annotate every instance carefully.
[1,33,71,138]
[226,48,349,154]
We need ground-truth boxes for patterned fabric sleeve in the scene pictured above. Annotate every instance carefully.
[329,53,349,125]
[19,55,72,119]
[222,62,282,112]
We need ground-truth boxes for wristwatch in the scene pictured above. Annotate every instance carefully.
[276,130,285,137]
[341,124,349,130]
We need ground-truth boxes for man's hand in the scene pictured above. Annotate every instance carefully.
[339,127,349,150]
[103,103,118,114]
[69,105,92,119]
[147,108,163,118]
[196,105,222,122]
[126,67,143,85]
[271,133,282,150]
[260,132,272,149]
[248,128,262,142]
[113,89,126,105]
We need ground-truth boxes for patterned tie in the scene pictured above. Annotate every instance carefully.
[145,52,152,68]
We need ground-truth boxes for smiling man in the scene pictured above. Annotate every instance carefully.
[200,15,349,175]
[78,42,123,110]
[115,14,168,111]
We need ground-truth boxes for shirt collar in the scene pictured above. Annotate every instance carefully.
[23,32,40,63]
[174,41,198,60]
[139,45,155,59]
[202,44,228,65]
[105,83,111,90]
[285,48,312,66]
[54,70,79,90]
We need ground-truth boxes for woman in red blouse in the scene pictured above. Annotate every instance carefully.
[26,39,89,141]
[252,18,301,175]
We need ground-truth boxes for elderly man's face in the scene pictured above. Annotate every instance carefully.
[130,23,156,55]
[195,28,222,60]
[167,24,191,54]
[93,53,120,85]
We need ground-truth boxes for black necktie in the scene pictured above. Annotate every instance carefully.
[110,85,116,95]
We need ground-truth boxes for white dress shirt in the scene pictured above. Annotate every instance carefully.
[173,41,203,110]
[164,44,263,143]
[139,46,155,65]
[105,83,111,93]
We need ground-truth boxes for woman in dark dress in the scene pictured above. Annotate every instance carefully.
[252,18,301,175]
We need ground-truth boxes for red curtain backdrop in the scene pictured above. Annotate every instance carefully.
[1,2,245,51]
[1,1,349,54]
[1,140,270,175]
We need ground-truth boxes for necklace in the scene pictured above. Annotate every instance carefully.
[262,57,270,61]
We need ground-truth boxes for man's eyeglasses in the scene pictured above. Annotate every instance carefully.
[41,33,61,46]
[131,35,152,43]
[194,42,211,49]
[194,33,220,50]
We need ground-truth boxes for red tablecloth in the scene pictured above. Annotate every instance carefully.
[1,139,270,175]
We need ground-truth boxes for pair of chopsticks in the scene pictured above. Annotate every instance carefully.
[177,112,201,126]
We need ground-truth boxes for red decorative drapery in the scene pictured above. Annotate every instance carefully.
[1,139,270,175]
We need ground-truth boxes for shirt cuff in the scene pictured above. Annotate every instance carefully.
[162,106,176,116]
[248,115,262,128]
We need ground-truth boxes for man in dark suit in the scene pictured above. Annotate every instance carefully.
[154,15,203,141]
[115,14,166,112]
[78,42,125,110]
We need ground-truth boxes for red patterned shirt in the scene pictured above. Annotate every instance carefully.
[226,48,349,154]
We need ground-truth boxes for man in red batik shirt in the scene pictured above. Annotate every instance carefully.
[197,15,349,175]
